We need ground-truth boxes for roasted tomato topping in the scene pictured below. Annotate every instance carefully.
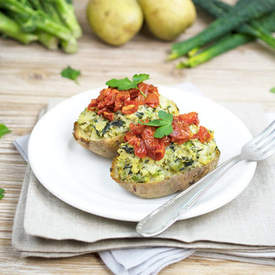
[170,113,199,144]
[87,83,160,121]
[103,111,114,121]
[178,112,199,125]
[125,112,212,161]
[125,123,168,160]
[170,116,191,144]
[194,126,211,143]
[121,102,139,114]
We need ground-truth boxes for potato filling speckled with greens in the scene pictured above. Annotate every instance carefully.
[113,132,218,184]
[77,95,178,140]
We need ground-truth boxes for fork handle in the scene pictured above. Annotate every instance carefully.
[136,155,242,237]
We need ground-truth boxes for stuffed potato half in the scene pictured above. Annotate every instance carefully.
[111,117,220,198]
[74,94,179,158]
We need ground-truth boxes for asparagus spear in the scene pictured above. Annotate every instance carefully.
[0,11,37,44]
[168,0,275,60]
[178,12,275,68]
[0,0,77,46]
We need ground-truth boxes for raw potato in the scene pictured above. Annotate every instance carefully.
[138,0,196,41]
[111,148,220,198]
[87,0,143,46]
[73,122,124,158]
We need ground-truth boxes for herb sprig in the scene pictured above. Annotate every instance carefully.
[0,124,10,138]
[139,111,174,138]
[0,188,5,200]
[270,87,275,93]
[61,66,81,84]
[106,73,149,92]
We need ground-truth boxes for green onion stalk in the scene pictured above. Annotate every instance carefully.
[178,11,275,68]
[168,0,275,60]
[207,0,275,48]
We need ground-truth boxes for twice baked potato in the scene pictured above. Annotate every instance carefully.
[111,116,220,198]
[73,79,179,158]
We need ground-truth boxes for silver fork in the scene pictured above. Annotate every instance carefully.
[136,120,275,237]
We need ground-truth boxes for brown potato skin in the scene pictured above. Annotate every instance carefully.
[111,148,220,198]
[73,122,124,159]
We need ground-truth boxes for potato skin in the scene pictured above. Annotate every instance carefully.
[73,122,124,158]
[111,148,220,198]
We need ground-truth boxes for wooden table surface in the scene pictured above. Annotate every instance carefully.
[1,0,275,274]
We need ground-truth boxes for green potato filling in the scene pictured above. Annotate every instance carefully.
[114,132,218,184]
[77,95,179,140]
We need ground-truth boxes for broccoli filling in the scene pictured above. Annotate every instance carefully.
[77,95,179,139]
[114,138,218,183]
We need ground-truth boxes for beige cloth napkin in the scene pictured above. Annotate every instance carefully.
[12,86,275,264]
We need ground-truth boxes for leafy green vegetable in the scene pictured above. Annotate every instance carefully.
[168,0,275,60]
[141,119,167,127]
[140,110,174,138]
[178,11,275,69]
[61,66,81,83]
[0,11,38,44]
[132,74,150,84]
[51,0,82,39]
[106,77,136,90]
[0,188,4,200]
[270,87,275,93]
[178,33,253,68]
[193,0,275,50]
[26,0,59,50]
[0,0,76,43]
[106,73,150,91]
[158,110,173,122]
[155,124,173,139]
[0,124,11,138]
[0,0,81,53]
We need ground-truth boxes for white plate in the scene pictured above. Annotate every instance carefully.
[28,86,256,222]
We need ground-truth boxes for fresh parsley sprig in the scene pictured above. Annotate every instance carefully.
[139,111,174,138]
[106,74,149,93]
[0,188,5,200]
[270,87,275,93]
[61,66,81,84]
[0,124,11,138]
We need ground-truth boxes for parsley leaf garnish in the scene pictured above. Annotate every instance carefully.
[155,124,173,138]
[0,124,11,138]
[139,110,174,138]
[270,87,275,93]
[158,111,173,122]
[106,73,150,91]
[0,188,5,200]
[106,77,136,90]
[132,74,150,84]
[61,66,81,83]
